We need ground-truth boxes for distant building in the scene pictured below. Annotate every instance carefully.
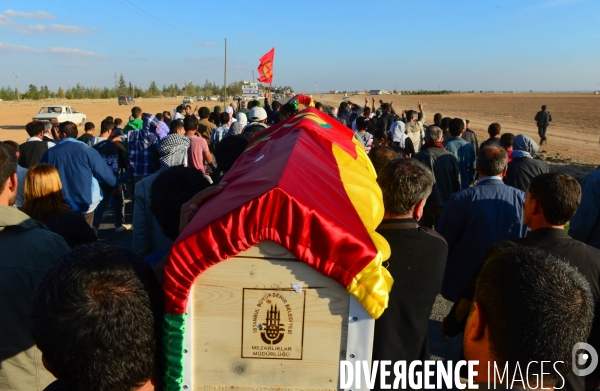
[370,90,383,95]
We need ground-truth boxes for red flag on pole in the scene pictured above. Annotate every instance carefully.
[257,47,274,84]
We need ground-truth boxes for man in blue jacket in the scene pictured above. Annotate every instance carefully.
[444,118,476,189]
[41,121,121,227]
[436,146,528,302]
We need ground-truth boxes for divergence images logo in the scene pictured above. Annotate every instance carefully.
[572,342,598,376]
[261,304,285,345]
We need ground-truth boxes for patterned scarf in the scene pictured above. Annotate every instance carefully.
[158,134,190,169]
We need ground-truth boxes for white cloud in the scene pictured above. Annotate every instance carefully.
[0,41,104,59]
[4,10,55,19]
[0,41,42,53]
[0,14,12,25]
[24,24,91,34]
[49,47,104,58]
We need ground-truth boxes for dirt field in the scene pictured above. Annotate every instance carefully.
[1,93,598,179]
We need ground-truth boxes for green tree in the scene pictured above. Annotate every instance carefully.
[117,74,127,95]
[26,84,39,99]
[227,80,243,96]
[58,87,65,99]
[148,81,159,97]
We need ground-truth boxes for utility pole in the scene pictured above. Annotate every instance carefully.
[12,71,19,100]
[252,70,255,84]
[114,72,117,89]
[316,82,318,94]
[223,38,227,103]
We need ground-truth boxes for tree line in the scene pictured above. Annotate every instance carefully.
[0,73,294,101]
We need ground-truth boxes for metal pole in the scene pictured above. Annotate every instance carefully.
[223,38,227,103]
[316,82,318,94]
[252,70,255,84]
[12,71,19,100]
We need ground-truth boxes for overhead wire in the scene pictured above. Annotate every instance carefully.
[114,0,219,43]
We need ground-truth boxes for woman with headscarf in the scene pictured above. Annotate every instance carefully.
[226,112,248,137]
[224,105,236,127]
[390,120,416,157]
[503,134,548,192]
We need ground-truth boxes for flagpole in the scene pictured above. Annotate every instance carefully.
[223,38,227,104]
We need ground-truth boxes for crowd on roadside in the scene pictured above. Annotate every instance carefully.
[1,94,600,391]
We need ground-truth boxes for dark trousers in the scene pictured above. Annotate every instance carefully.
[538,126,548,142]
[93,184,125,228]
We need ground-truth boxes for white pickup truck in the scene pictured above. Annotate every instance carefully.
[32,105,87,125]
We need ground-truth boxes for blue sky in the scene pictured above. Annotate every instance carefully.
[0,0,599,92]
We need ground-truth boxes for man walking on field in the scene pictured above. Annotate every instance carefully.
[534,105,552,145]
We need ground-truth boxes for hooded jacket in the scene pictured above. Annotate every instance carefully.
[0,205,70,391]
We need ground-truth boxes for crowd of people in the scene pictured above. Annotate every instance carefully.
[1,94,599,391]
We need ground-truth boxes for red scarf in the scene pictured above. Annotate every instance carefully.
[422,139,445,150]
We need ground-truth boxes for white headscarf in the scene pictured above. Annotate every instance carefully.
[227,113,249,136]
[391,121,407,148]
[237,112,248,126]
[224,106,235,127]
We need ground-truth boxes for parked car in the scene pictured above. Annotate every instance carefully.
[118,95,135,105]
[209,96,219,101]
[196,96,205,101]
[32,105,86,125]
[183,96,194,104]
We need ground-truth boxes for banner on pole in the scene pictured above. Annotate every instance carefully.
[257,47,275,84]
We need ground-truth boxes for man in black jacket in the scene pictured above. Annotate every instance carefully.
[445,173,600,391]
[242,107,269,141]
[414,126,461,228]
[534,104,552,145]
[372,158,447,390]
[479,122,502,150]
[514,173,600,391]
[376,103,395,132]
[461,119,479,156]
[18,121,55,168]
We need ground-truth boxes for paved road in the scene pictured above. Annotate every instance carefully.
[96,192,134,248]
[98,193,463,362]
